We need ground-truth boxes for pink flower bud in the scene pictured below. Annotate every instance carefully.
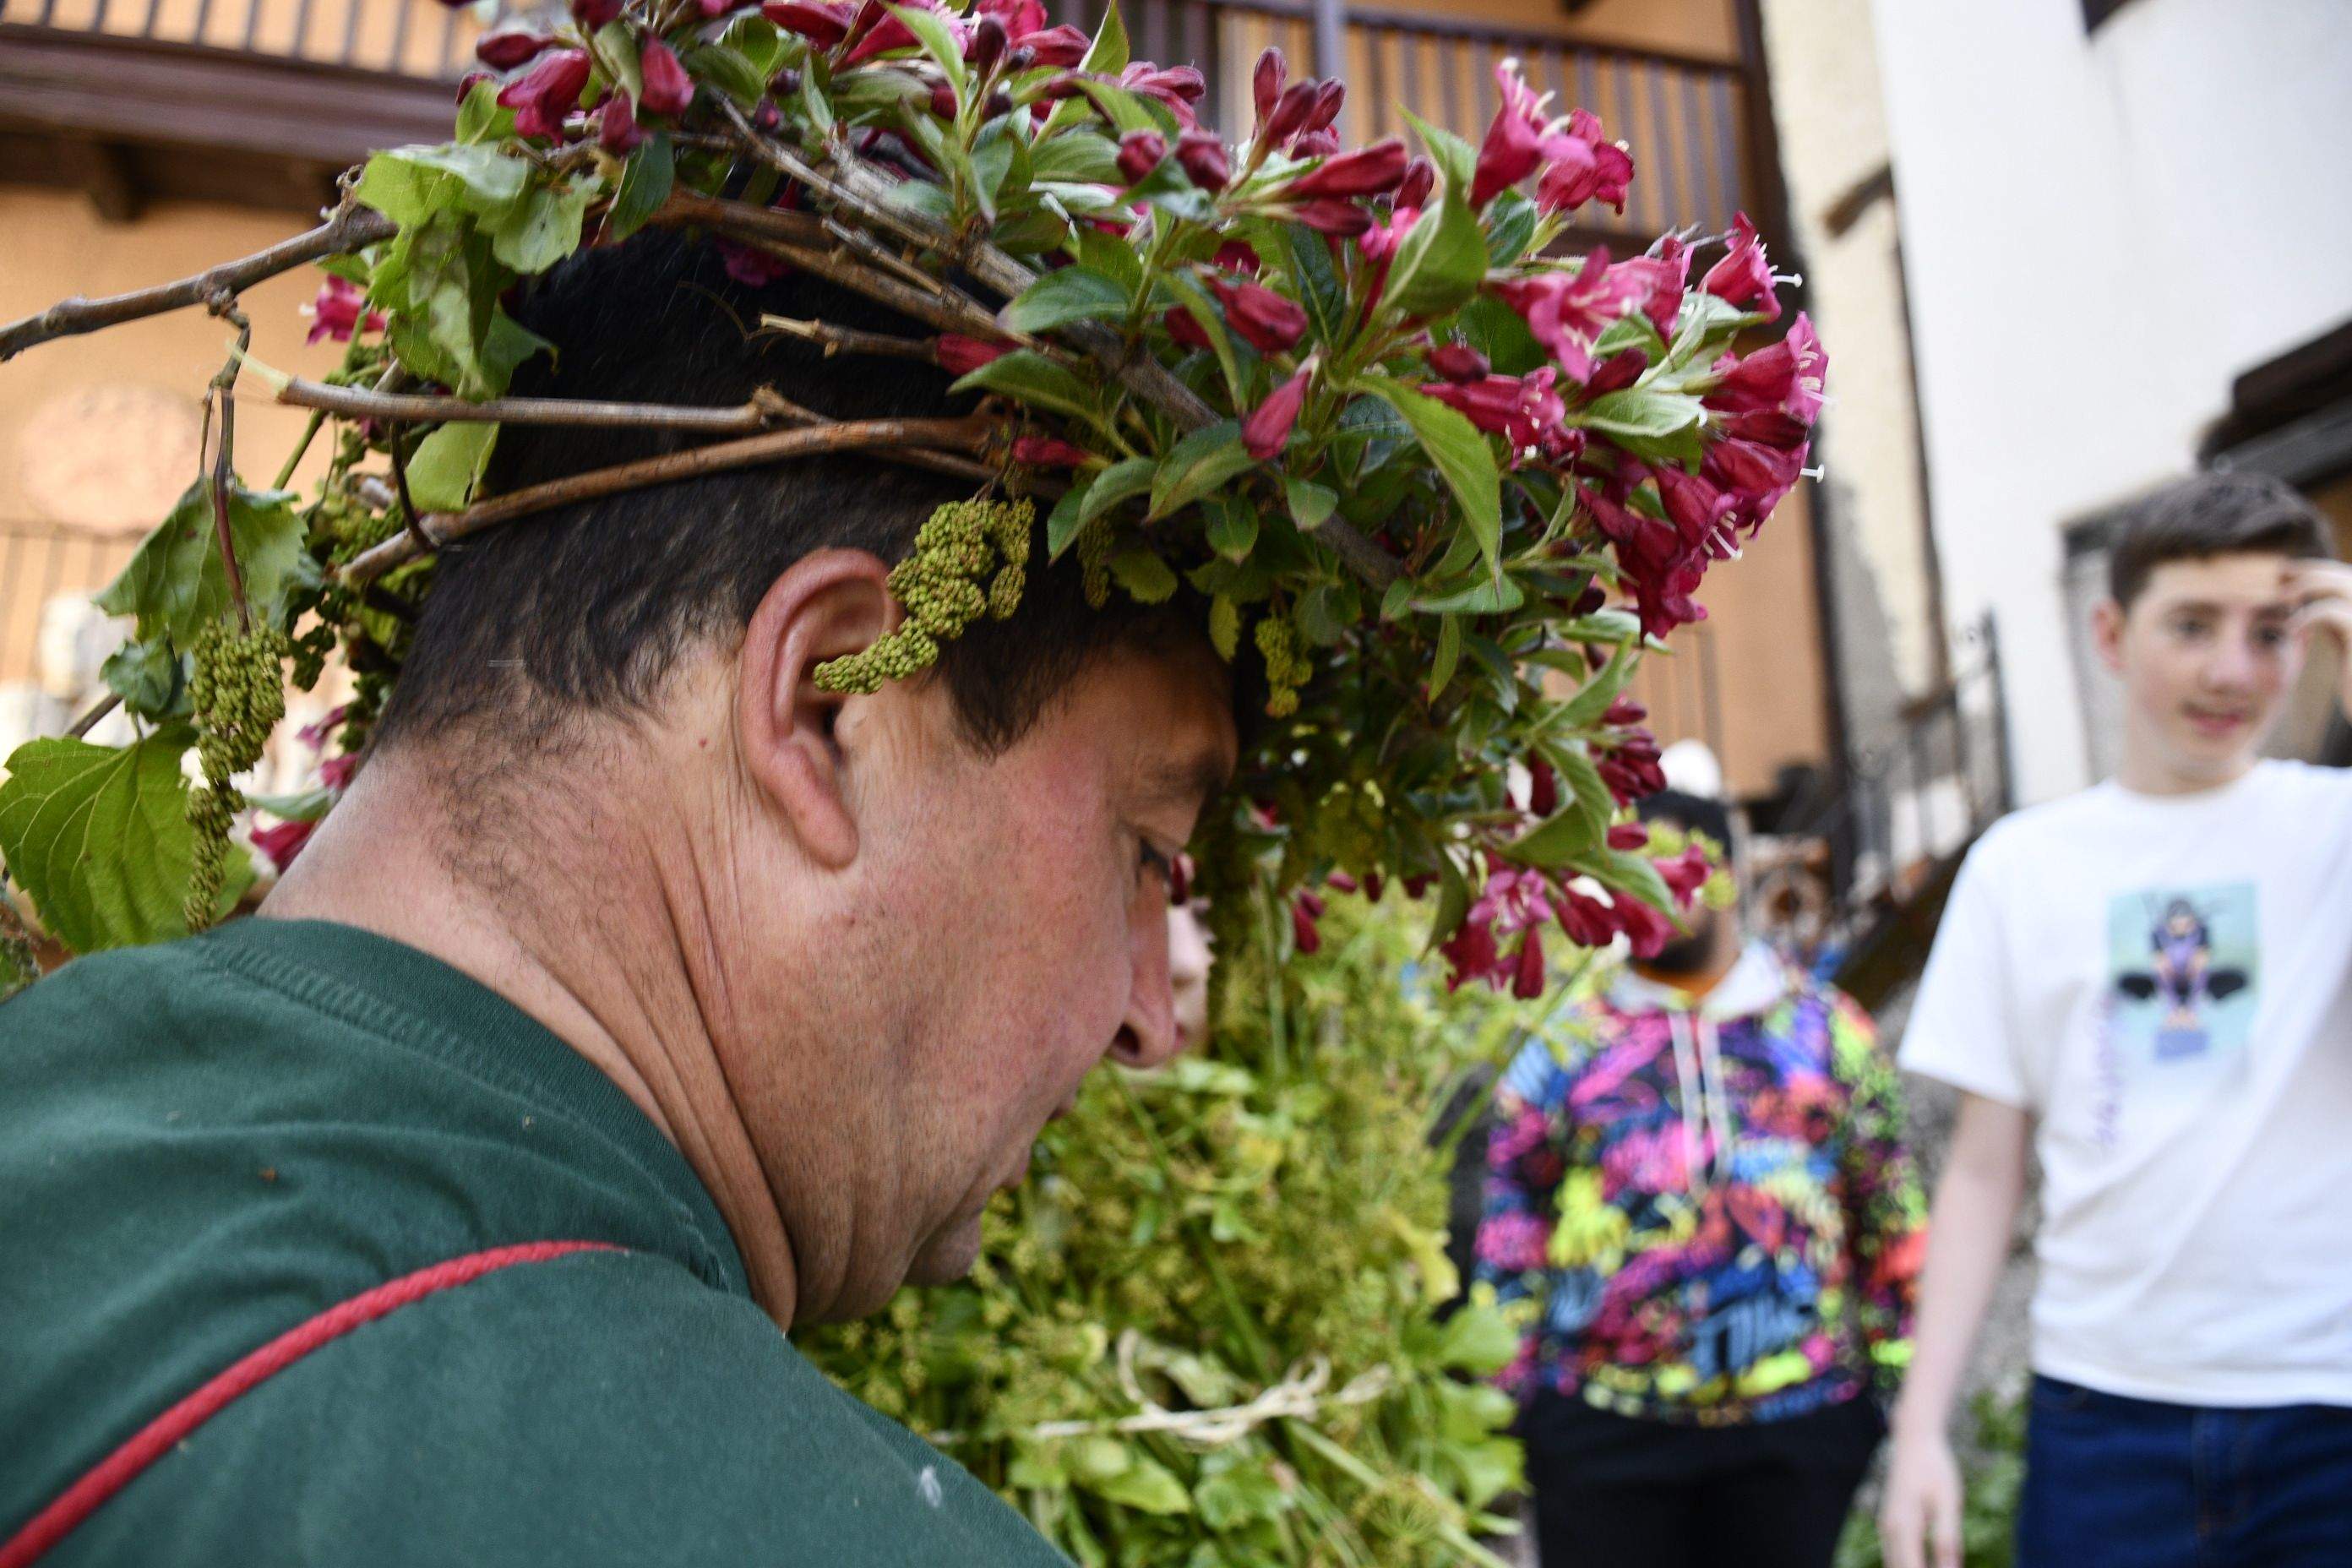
[1511,928,1545,999]
[570,0,622,28]
[1363,870,1385,902]
[1284,138,1407,199]
[598,91,645,153]
[1212,240,1260,275]
[1289,199,1372,238]
[1210,276,1308,354]
[763,0,853,46]
[1011,434,1096,467]
[1608,822,1650,851]
[1326,871,1360,893]
[1288,128,1340,160]
[1163,307,1212,351]
[928,79,959,117]
[1023,24,1088,67]
[1304,79,1345,134]
[1700,212,1779,319]
[475,25,553,69]
[1175,130,1229,192]
[1603,697,1647,726]
[1117,128,1166,183]
[638,39,694,116]
[498,47,591,142]
[1580,348,1647,399]
[1394,156,1435,211]
[455,69,492,103]
[1261,79,1317,147]
[1428,344,1489,384]
[935,334,1010,376]
[1292,895,1322,955]
[1252,46,1287,128]
[717,237,792,287]
[250,818,317,874]
[1526,755,1558,817]
[304,276,384,346]
[1244,359,1314,460]
[966,15,1008,70]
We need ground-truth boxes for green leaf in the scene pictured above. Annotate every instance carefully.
[1108,548,1179,603]
[1277,221,1348,346]
[1285,477,1338,532]
[1077,455,1156,524]
[1206,496,1259,561]
[887,2,968,93]
[596,19,645,105]
[684,41,767,106]
[1428,613,1462,701]
[1580,388,1703,444]
[1001,265,1130,334]
[356,143,530,226]
[454,79,514,145]
[1577,843,1676,919]
[1411,573,1524,616]
[1030,131,1123,185]
[99,638,182,721]
[1457,292,1544,377]
[1399,107,1474,193]
[1507,754,1610,866]
[96,479,308,643]
[1553,639,1637,729]
[487,181,589,275]
[1354,378,1501,571]
[248,786,335,824]
[0,727,224,952]
[1081,0,1130,74]
[1159,270,1246,406]
[1484,190,1539,266]
[1074,79,1176,138]
[1081,1454,1190,1516]
[607,133,675,243]
[1383,181,1486,321]
[1148,421,1251,520]
[404,421,500,513]
[1044,481,1092,562]
[1435,1298,1520,1375]
[948,349,1099,423]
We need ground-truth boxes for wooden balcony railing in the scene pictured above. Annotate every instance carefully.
[4,0,1766,247]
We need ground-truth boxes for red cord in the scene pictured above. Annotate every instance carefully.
[0,1240,623,1568]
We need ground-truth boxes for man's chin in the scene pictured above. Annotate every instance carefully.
[904,1211,987,1287]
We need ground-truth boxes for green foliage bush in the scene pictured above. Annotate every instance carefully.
[1836,1391,2027,1568]
[801,894,1560,1566]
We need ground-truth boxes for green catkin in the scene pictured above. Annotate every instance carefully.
[1074,518,1111,610]
[814,498,1035,694]
[1255,615,1304,718]
[1208,595,1240,662]
[183,619,289,932]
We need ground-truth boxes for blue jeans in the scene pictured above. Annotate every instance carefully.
[2019,1375,2352,1567]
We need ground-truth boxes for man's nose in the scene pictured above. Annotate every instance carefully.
[1108,910,1183,1070]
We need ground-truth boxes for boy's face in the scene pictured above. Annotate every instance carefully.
[2095,552,2305,787]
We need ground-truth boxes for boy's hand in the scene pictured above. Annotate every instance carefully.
[2287,560,2352,720]
[1879,1423,1964,1568]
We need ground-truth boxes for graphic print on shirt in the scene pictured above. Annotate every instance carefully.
[2105,882,2257,1069]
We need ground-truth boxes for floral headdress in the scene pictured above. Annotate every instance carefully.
[0,0,1823,998]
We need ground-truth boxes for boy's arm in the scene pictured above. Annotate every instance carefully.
[1878,1092,2031,1568]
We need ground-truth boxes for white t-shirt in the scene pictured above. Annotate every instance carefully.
[1902,760,2352,1407]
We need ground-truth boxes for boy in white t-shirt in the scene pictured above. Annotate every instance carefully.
[1879,471,2352,1568]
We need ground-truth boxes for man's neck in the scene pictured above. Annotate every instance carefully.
[2115,732,2258,798]
[1631,928,1743,999]
[259,748,803,1324]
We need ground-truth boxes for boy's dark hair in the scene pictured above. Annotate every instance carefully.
[2107,471,2334,609]
[1636,787,1734,852]
[375,231,1205,759]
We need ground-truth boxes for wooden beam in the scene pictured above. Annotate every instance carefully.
[58,137,141,223]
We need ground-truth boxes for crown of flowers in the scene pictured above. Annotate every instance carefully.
[0,0,1824,996]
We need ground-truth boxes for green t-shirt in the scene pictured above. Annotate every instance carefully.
[0,917,1067,1565]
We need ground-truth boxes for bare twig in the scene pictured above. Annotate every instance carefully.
[386,426,432,561]
[208,297,256,634]
[66,694,122,740]
[336,413,995,584]
[270,375,806,433]
[0,202,395,363]
[757,317,942,362]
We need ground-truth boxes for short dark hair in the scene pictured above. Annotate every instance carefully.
[2107,471,2334,609]
[1636,787,1734,852]
[375,231,1201,758]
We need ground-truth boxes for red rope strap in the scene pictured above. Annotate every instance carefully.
[0,1240,623,1568]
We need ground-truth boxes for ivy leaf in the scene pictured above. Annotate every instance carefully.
[95,479,308,643]
[1383,178,1486,321]
[1077,455,1156,524]
[99,638,183,721]
[1080,1454,1190,1516]
[487,181,589,275]
[1001,265,1130,334]
[1108,548,1179,603]
[404,421,500,513]
[1355,378,1501,573]
[0,727,237,952]
[1206,496,1259,562]
[1285,476,1338,532]
[949,349,1098,424]
[607,133,675,243]
[1148,421,1251,520]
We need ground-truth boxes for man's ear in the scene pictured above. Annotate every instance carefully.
[736,549,896,871]
[2092,596,2128,677]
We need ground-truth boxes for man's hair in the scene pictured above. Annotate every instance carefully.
[2107,470,2334,609]
[1636,787,1734,852]
[374,231,1202,758]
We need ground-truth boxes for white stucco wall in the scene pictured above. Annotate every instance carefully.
[1870,0,2352,803]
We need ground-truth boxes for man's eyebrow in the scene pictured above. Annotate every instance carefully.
[1140,751,1234,810]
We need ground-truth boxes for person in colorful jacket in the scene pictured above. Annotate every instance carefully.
[1475,788,1927,1568]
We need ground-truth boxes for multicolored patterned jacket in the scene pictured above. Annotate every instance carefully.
[1473,942,1926,1425]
